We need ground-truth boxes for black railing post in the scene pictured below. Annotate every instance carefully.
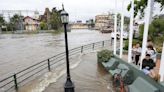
[102,41,105,47]
[81,46,83,53]
[13,74,18,90]
[48,59,51,71]
[92,43,95,50]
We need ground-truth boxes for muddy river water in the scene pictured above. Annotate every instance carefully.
[0,29,111,77]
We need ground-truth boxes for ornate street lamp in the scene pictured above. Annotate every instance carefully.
[60,4,75,92]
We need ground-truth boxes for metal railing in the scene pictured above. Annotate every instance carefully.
[0,40,111,92]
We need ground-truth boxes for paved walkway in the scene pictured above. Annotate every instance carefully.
[43,52,114,92]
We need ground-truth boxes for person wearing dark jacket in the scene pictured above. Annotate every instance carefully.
[142,54,155,70]
[142,54,156,78]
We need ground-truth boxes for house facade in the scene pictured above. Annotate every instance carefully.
[23,16,40,31]
[95,14,114,31]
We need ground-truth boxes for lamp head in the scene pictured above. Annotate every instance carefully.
[61,4,69,24]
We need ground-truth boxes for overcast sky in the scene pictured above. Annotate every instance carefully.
[0,0,163,22]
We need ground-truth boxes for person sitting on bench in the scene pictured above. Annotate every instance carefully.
[142,54,156,79]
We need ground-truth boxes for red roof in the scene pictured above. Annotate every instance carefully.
[23,16,39,21]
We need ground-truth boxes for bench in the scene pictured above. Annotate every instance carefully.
[109,64,129,76]
[160,81,164,87]
[102,58,119,70]
[128,77,159,92]
[109,64,134,84]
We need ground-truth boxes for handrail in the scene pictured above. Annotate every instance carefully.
[0,40,110,92]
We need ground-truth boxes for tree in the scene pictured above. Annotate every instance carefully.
[139,18,164,52]
[0,16,7,31]
[117,14,130,31]
[127,0,164,18]
[0,16,5,26]
[90,19,95,28]
[50,11,62,30]
[117,13,121,26]
[40,21,48,30]
[9,14,24,31]
[124,16,130,25]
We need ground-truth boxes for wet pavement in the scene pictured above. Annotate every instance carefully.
[18,51,114,92]
[43,52,114,92]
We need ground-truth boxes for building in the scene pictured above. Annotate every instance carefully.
[70,21,88,29]
[86,19,95,29]
[95,14,114,32]
[23,16,40,31]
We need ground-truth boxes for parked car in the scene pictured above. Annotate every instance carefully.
[111,31,128,40]
[122,31,128,40]
[111,32,120,39]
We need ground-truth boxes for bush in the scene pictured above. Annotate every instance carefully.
[138,18,164,53]
[123,39,142,50]
[97,49,113,63]
[40,21,48,30]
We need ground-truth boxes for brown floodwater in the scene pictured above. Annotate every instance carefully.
[0,29,111,77]
[0,29,117,92]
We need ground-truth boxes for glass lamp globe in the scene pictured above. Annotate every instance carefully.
[61,10,69,24]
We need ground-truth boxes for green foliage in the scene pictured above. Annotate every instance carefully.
[127,0,164,18]
[6,23,14,31]
[139,18,164,52]
[9,14,24,31]
[0,16,5,26]
[124,39,142,50]
[40,21,48,30]
[124,16,130,25]
[116,14,130,31]
[89,19,95,28]
[50,11,62,30]
[117,13,122,26]
[0,16,6,31]
[138,24,144,40]
[97,50,113,63]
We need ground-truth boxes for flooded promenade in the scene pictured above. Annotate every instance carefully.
[18,51,114,92]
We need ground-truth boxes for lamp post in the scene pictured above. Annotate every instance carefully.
[60,5,75,92]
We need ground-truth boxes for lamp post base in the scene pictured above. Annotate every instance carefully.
[64,78,75,92]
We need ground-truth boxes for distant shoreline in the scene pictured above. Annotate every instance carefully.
[0,29,64,34]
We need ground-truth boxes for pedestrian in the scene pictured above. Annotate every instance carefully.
[142,54,156,79]
[132,44,136,63]
[134,43,142,65]
[146,45,156,62]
